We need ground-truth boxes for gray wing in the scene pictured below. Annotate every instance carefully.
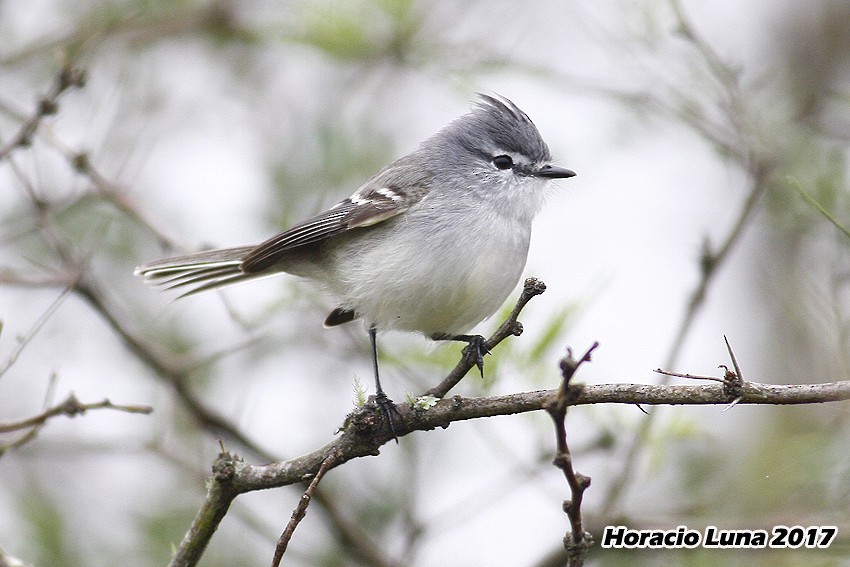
[242,175,429,272]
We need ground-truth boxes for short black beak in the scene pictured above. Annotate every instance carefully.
[536,164,576,179]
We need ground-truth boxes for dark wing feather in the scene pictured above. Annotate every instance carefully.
[241,183,426,273]
[134,245,265,297]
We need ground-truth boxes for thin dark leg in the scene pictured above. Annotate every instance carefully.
[369,326,399,442]
[369,326,383,395]
[431,333,491,377]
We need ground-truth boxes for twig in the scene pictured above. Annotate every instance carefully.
[425,277,547,399]
[0,62,86,161]
[0,286,73,380]
[654,335,747,410]
[0,392,152,455]
[545,343,597,566]
[0,393,152,434]
[271,453,339,567]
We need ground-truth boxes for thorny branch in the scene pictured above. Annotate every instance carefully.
[545,343,598,567]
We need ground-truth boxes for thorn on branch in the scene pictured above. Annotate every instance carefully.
[720,334,745,408]
[654,335,747,409]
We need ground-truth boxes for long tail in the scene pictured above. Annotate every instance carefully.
[134,246,268,297]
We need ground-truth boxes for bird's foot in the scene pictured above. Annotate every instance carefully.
[374,390,401,443]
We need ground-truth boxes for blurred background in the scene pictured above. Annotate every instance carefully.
[1,1,849,566]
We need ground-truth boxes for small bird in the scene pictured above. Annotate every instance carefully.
[136,94,575,436]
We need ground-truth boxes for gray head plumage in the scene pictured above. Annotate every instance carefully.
[432,93,553,165]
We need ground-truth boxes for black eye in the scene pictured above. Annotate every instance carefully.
[492,155,514,170]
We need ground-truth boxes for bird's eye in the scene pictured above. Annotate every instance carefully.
[492,155,514,170]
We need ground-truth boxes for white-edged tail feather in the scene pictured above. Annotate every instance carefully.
[134,246,269,298]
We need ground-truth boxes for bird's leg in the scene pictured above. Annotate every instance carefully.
[430,333,491,377]
[369,326,399,442]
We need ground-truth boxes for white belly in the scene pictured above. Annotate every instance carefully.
[327,209,531,335]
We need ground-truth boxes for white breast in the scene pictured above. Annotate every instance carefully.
[328,205,532,336]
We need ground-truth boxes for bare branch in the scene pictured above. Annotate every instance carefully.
[0,392,152,455]
[0,286,72,380]
[544,343,598,566]
[0,393,152,434]
[271,453,339,567]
